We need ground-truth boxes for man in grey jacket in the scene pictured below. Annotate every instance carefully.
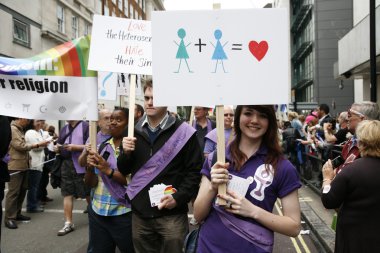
[4,118,48,229]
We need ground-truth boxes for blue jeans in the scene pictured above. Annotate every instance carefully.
[27,170,42,211]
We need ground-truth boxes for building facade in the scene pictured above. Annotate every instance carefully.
[0,0,160,58]
[274,0,355,115]
[337,0,380,104]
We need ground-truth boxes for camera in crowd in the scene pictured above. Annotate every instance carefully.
[331,155,345,168]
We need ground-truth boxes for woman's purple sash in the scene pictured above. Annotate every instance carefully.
[126,123,195,200]
[99,143,130,207]
[214,205,274,252]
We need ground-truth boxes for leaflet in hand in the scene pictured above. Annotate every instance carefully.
[148,184,177,207]
[227,174,253,197]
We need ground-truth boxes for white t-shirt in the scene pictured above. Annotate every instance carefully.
[25,129,46,171]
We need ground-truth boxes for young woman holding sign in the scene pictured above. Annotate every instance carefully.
[193,105,301,253]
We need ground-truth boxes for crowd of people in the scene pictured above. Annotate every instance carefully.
[1,81,380,252]
[280,101,380,253]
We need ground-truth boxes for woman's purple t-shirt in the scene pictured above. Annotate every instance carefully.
[197,146,301,253]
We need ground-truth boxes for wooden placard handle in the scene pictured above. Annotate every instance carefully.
[215,105,226,206]
[188,106,194,126]
[89,121,97,152]
[128,74,136,137]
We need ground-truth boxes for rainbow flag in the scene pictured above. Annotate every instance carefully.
[0,36,96,77]
[0,36,98,120]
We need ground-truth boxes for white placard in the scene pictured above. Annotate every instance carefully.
[116,73,143,96]
[117,73,129,96]
[0,74,98,120]
[152,9,289,106]
[98,71,117,101]
[88,15,152,75]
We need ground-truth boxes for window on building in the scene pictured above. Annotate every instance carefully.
[105,4,110,16]
[129,4,133,18]
[57,5,65,33]
[97,0,102,14]
[118,0,122,9]
[13,18,30,47]
[72,16,79,38]
[84,23,90,36]
[124,0,128,16]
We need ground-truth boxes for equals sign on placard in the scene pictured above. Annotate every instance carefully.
[231,43,242,50]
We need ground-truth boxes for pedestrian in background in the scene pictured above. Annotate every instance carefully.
[314,103,332,141]
[39,125,57,204]
[55,120,88,236]
[0,115,12,252]
[194,105,301,253]
[332,101,379,173]
[192,106,216,151]
[321,120,380,253]
[134,103,144,124]
[203,105,234,158]
[323,111,350,145]
[4,118,48,229]
[25,120,50,213]
[288,111,304,138]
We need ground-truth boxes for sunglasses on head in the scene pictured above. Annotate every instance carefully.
[348,108,365,118]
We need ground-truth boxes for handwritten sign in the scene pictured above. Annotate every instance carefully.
[152,9,290,106]
[88,15,152,75]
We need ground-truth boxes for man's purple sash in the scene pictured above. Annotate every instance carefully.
[192,118,212,133]
[205,128,233,145]
[214,204,274,252]
[126,122,195,200]
[99,143,130,207]
[64,122,85,174]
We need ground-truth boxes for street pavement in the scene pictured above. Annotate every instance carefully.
[2,183,325,253]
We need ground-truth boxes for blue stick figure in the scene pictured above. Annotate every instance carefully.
[174,28,193,73]
[210,29,228,73]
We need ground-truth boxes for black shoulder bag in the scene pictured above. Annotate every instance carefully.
[50,121,82,189]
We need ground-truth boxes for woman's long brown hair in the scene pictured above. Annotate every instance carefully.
[229,105,283,173]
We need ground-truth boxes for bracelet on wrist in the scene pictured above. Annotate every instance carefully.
[86,166,94,173]
[107,169,115,179]
[323,178,332,182]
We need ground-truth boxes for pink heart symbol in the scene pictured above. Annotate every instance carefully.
[248,41,269,61]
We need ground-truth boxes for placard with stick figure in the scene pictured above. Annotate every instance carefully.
[152,9,290,106]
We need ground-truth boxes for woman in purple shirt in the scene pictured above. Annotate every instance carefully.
[194,105,301,253]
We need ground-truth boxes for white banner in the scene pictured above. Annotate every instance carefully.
[88,15,152,75]
[0,74,98,120]
[152,9,290,106]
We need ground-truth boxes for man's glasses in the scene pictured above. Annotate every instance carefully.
[224,113,234,117]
